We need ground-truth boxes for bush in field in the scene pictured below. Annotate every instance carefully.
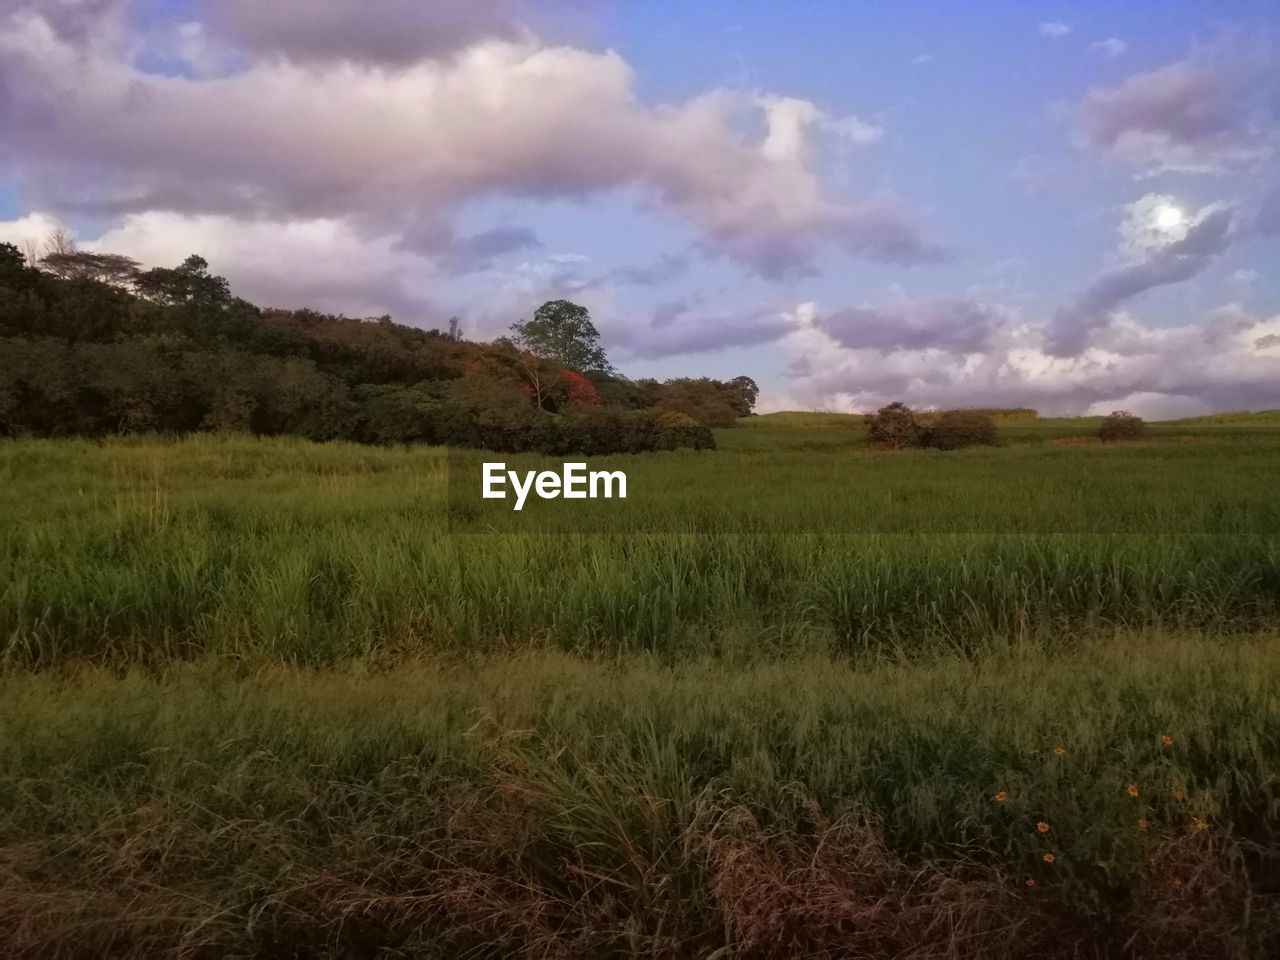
[925,410,998,450]
[1099,410,1145,442]
[655,411,715,450]
[560,406,624,455]
[865,402,924,449]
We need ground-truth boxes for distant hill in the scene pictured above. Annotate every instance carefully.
[0,244,756,452]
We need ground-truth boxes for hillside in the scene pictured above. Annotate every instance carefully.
[0,244,754,453]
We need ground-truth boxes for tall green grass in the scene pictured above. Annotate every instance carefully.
[1,632,1276,956]
[3,431,1280,954]
[2,433,1278,663]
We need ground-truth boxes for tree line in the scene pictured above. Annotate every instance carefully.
[0,242,761,452]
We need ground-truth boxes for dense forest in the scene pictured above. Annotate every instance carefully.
[0,242,760,452]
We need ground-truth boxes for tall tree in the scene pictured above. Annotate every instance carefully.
[0,243,26,284]
[511,300,613,373]
[136,255,230,309]
[725,375,760,416]
[40,251,140,287]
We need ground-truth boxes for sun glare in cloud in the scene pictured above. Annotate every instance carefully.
[1119,194,1193,257]
[1154,204,1184,231]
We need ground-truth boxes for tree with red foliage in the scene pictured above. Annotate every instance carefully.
[560,370,600,407]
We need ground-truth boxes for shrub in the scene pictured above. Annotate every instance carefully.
[865,402,924,449]
[1098,410,1145,442]
[926,410,998,450]
[352,384,438,445]
[655,411,715,451]
[562,407,625,455]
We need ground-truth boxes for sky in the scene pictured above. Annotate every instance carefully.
[1,0,1278,417]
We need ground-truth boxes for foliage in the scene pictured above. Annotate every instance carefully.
[559,369,600,407]
[1099,410,1147,442]
[0,256,754,452]
[39,250,140,286]
[655,410,715,450]
[926,409,999,449]
[865,404,1000,451]
[725,375,760,416]
[511,299,613,373]
[652,377,746,427]
[865,401,924,449]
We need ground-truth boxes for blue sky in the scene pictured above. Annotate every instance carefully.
[2,0,1278,415]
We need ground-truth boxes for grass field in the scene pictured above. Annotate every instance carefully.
[2,418,1279,957]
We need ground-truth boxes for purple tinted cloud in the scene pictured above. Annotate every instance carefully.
[396,222,542,272]
[822,299,1004,354]
[782,298,1280,418]
[1047,206,1236,356]
[607,253,689,287]
[613,303,793,359]
[201,0,524,64]
[0,4,941,280]
[1076,57,1274,174]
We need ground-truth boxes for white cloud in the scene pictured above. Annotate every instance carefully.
[0,4,937,280]
[0,211,68,253]
[1083,392,1209,419]
[1117,193,1191,258]
[1090,38,1127,58]
[89,211,439,319]
[1040,22,1072,39]
[780,297,1280,416]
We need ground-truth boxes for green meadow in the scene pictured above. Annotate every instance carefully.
[2,416,1279,957]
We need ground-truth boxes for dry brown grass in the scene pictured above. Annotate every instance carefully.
[704,804,1063,960]
[3,778,1273,959]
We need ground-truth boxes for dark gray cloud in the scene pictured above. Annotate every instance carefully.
[821,299,1004,354]
[695,199,948,279]
[613,303,793,359]
[649,299,689,328]
[201,0,524,64]
[1075,56,1274,173]
[1255,187,1280,236]
[1047,206,1236,356]
[606,253,689,287]
[396,222,541,272]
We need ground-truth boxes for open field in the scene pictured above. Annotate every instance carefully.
[3,633,1277,958]
[4,423,1280,661]
[2,419,1280,957]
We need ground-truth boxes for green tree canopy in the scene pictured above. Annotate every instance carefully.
[511,299,613,373]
